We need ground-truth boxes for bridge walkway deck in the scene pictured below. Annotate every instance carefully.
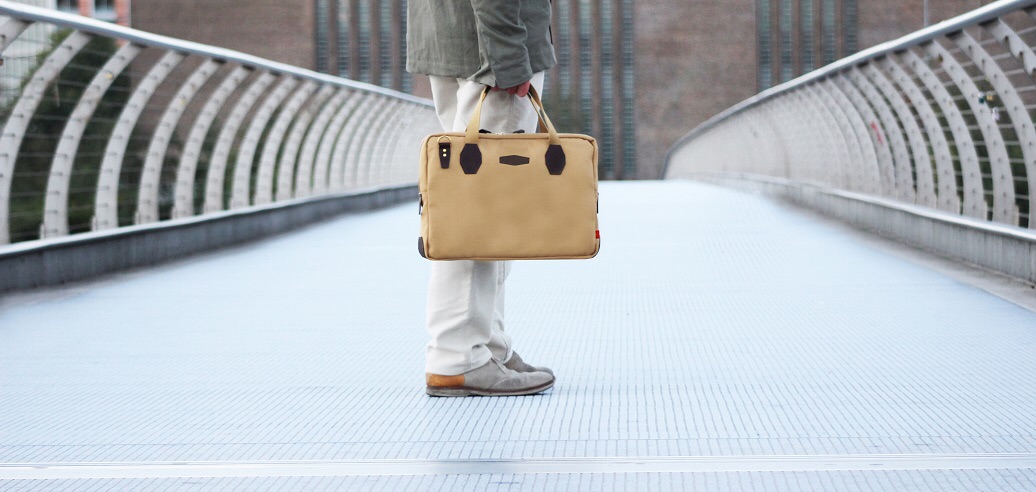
[2,181,1035,490]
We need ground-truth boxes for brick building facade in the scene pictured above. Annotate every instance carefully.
[634,0,994,178]
[11,0,131,25]
[130,0,995,179]
[2,0,131,103]
[133,1,318,72]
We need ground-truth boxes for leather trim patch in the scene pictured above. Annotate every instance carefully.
[460,143,482,174]
[426,373,465,387]
[499,155,530,166]
[438,142,450,169]
[545,144,566,175]
[418,237,427,258]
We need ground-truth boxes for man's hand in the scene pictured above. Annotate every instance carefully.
[493,80,532,97]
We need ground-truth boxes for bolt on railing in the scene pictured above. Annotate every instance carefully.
[0,1,437,245]
[666,0,1036,230]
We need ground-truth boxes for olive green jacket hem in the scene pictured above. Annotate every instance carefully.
[406,0,556,89]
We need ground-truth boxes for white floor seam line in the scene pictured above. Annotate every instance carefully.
[3,454,1036,479]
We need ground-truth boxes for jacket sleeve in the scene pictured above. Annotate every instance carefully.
[469,0,532,88]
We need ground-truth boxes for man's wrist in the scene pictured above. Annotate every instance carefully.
[492,59,534,90]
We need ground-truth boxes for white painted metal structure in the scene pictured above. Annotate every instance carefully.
[666,0,1036,230]
[0,0,436,244]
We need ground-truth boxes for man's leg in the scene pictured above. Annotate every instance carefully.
[426,259,504,374]
[425,76,496,375]
[424,75,550,393]
[428,76,459,132]
[487,261,513,363]
[458,75,544,365]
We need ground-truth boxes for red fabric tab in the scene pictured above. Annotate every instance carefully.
[595,230,601,239]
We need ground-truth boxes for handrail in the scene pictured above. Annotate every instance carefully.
[665,0,1036,231]
[0,0,438,245]
[0,1,431,106]
[665,0,1036,164]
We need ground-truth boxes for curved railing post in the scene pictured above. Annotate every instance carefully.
[848,67,917,203]
[0,30,92,244]
[900,48,987,220]
[275,85,335,201]
[797,84,850,188]
[161,60,234,220]
[666,0,1036,241]
[803,83,861,190]
[369,102,411,189]
[229,74,298,210]
[832,76,898,198]
[927,39,1017,225]
[0,17,28,50]
[822,78,883,194]
[202,70,276,213]
[42,42,142,238]
[879,54,958,213]
[94,50,185,230]
[965,25,1036,228]
[341,96,384,190]
[0,1,432,248]
[355,99,401,189]
[252,80,317,206]
[294,89,351,198]
[312,91,362,195]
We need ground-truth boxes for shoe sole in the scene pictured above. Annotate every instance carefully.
[426,378,555,397]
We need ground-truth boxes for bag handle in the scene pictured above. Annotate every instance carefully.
[464,86,561,145]
[458,86,566,175]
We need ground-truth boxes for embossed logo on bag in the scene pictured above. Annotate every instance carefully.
[499,155,530,166]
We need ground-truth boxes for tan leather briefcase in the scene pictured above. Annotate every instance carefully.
[418,87,600,261]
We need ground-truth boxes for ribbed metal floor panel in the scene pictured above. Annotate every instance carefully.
[2,181,1035,489]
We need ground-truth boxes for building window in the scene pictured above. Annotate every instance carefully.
[379,0,392,87]
[315,0,330,73]
[758,0,773,90]
[357,1,371,82]
[315,0,634,175]
[800,0,814,72]
[621,0,635,177]
[600,0,614,176]
[398,0,411,92]
[336,0,351,78]
[760,0,854,90]
[821,0,837,64]
[578,0,592,136]
[778,0,794,83]
[843,0,857,54]
[93,0,116,21]
[56,0,77,12]
[555,0,571,94]
[326,0,408,92]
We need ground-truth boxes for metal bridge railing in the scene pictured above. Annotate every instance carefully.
[0,1,437,245]
[665,0,1036,231]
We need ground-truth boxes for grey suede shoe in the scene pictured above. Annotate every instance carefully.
[503,351,554,377]
[426,359,554,397]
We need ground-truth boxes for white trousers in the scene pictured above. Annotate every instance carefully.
[425,72,545,375]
